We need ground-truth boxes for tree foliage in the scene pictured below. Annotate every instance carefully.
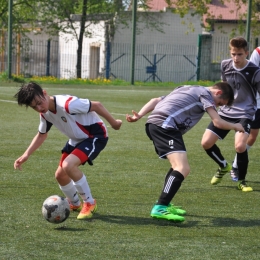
[2,0,260,78]
[166,0,260,37]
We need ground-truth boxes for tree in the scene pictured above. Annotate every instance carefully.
[165,0,260,38]
[37,0,131,78]
[0,0,163,78]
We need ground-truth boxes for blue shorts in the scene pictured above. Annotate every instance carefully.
[60,137,108,166]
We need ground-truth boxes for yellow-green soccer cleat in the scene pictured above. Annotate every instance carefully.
[77,200,97,220]
[237,180,253,192]
[150,205,185,222]
[167,203,186,215]
[211,163,232,185]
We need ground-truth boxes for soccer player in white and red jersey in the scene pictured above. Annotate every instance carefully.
[201,37,260,192]
[14,82,122,220]
[126,82,244,222]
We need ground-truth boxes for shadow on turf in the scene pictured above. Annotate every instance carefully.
[214,184,260,192]
[95,213,260,228]
[211,217,260,227]
[52,214,260,230]
[55,226,88,231]
[94,213,197,227]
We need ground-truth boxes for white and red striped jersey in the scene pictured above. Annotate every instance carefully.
[39,95,108,146]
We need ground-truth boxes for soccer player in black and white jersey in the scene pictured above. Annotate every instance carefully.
[14,82,122,220]
[230,46,260,181]
[201,36,260,192]
[126,82,244,222]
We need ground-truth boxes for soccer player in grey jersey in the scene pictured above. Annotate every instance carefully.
[126,82,244,222]
[230,46,260,181]
[201,37,260,192]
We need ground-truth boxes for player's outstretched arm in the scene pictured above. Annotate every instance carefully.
[126,97,162,123]
[90,101,122,130]
[14,132,48,170]
[207,107,245,132]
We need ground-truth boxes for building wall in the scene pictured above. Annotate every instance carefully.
[58,21,106,79]
[109,9,203,82]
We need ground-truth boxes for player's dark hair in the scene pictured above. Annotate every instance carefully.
[14,82,44,107]
[213,82,234,106]
[229,36,248,51]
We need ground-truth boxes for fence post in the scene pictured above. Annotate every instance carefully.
[7,0,13,79]
[197,34,212,81]
[197,35,202,81]
[254,38,258,49]
[1,30,5,72]
[46,39,51,76]
[105,41,110,79]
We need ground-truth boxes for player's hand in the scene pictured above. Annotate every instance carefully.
[235,123,245,133]
[14,155,29,170]
[126,110,141,122]
[112,119,122,130]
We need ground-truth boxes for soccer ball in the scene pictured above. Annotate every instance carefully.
[42,195,70,224]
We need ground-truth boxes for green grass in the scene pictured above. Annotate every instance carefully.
[1,83,260,260]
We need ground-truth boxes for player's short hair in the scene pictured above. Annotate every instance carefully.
[229,36,248,51]
[14,82,44,107]
[213,82,234,106]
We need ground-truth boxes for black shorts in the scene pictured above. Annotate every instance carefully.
[207,116,251,140]
[145,123,186,159]
[251,109,260,129]
[61,137,108,166]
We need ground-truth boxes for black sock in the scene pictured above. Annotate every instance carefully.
[205,144,226,168]
[237,150,248,180]
[157,170,184,206]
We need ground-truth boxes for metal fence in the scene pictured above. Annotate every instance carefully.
[1,33,259,82]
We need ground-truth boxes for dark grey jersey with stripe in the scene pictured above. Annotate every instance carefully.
[146,85,216,135]
[219,59,260,120]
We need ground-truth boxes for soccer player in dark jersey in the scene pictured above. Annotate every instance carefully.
[230,47,260,181]
[126,82,244,222]
[201,37,260,192]
[14,82,122,220]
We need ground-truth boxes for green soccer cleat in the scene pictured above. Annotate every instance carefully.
[211,163,232,185]
[156,200,182,209]
[237,180,253,192]
[167,203,186,215]
[150,205,185,222]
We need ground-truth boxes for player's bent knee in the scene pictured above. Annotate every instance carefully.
[55,171,64,182]
[235,144,247,153]
[201,140,213,150]
[176,166,190,178]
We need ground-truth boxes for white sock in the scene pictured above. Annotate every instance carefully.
[233,144,251,168]
[73,174,94,204]
[59,180,80,206]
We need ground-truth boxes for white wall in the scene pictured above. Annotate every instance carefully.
[58,21,106,79]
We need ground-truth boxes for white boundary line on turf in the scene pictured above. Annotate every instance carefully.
[0,99,212,119]
[0,99,127,117]
[0,99,16,103]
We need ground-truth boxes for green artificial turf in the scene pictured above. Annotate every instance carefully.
[0,84,260,260]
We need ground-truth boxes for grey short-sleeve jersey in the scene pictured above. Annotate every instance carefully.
[219,59,260,120]
[146,85,216,135]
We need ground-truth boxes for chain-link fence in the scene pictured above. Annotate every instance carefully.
[1,32,259,83]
